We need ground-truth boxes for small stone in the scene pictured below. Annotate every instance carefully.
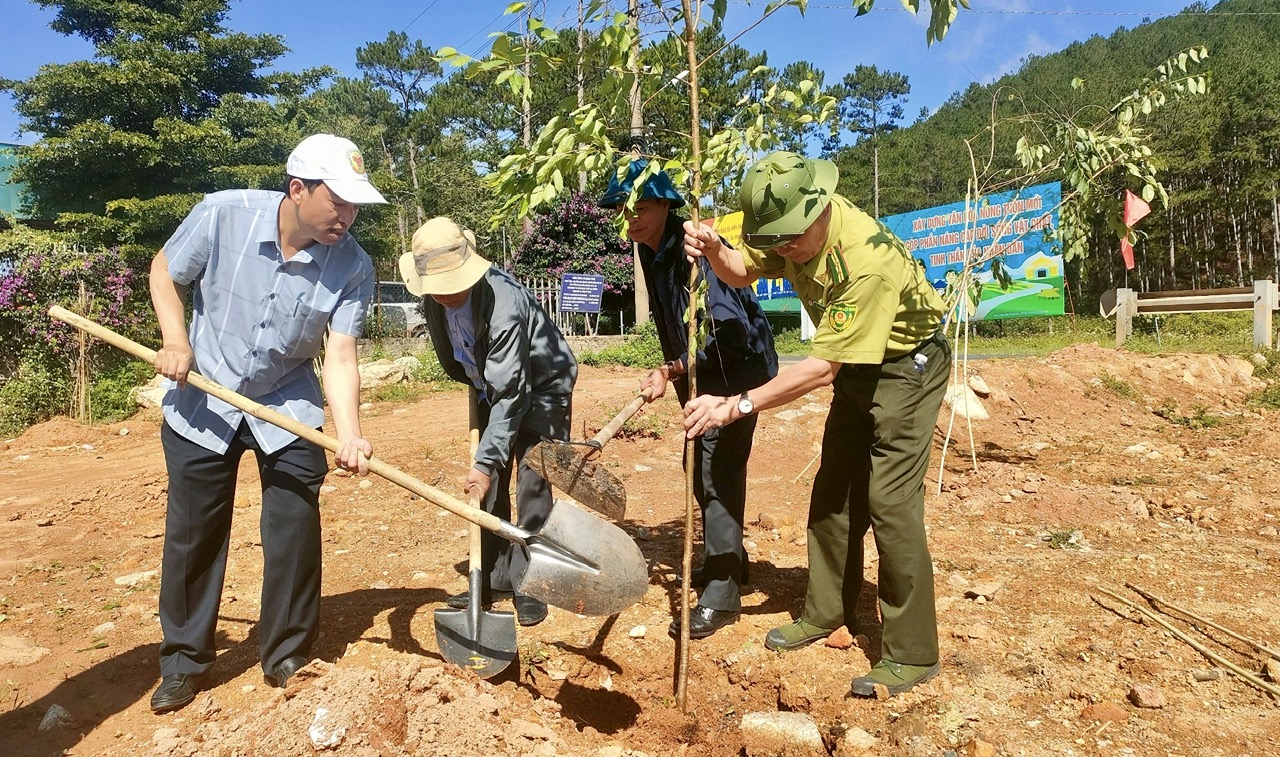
[358,479,373,489]
[1022,481,1039,494]
[1031,442,1051,451]
[90,621,115,636]
[1260,525,1278,537]
[331,468,351,477]
[38,703,75,733]
[119,428,130,436]
[873,683,891,700]
[965,582,1003,601]
[510,719,555,740]
[629,625,646,639]
[963,739,996,757]
[1262,659,1280,683]
[1190,669,1220,682]
[824,626,854,649]
[841,725,878,750]
[740,711,824,756]
[955,624,994,640]
[1128,683,1166,708]
[634,527,652,540]
[776,410,803,421]
[36,517,54,527]
[597,745,625,757]
[411,571,430,581]
[114,569,159,587]
[1081,701,1128,723]
[309,706,347,750]
[634,464,652,472]
[454,529,468,539]
[320,485,338,494]
[967,375,991,398]
[369,580,390,590]
[1000,494,1013,504]
[359,402,373,411]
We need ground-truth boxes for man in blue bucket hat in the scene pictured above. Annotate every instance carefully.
[681,150,950,698]
[600,159,777,639]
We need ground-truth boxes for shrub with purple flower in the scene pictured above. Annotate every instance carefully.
[510,191,634,317]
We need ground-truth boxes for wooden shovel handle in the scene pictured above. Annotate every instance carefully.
[468,391,483,567]
[49,305,508,536]
[589,386,655,450]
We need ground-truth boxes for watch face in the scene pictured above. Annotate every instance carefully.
[737,396,753,414]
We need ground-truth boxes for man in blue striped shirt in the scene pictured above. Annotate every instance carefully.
[147,134,386,713]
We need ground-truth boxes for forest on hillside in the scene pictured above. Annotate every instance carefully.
[831,0,1280,308]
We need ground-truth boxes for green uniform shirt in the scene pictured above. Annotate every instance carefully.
[742,195,945,364]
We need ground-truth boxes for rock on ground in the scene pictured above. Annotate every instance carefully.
[741,711,826,757]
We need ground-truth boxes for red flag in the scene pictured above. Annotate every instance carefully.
[1120,236,1136,270]
[1124,189,1151,227]
[1120,190,1151,270]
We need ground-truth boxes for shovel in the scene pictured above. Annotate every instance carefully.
[49,305,649,617]
[433,390,516,677]
[525,386,654,520]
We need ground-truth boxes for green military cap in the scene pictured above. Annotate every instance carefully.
[739,151,839,249]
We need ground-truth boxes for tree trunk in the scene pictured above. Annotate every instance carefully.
[406,135,424,226]
[627,0,649,328]
[577,0,588,191]
[872,140,880,218]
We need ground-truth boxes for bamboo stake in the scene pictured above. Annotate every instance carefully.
[674,0,702,715]
[1093,587,1280,699]
[1125,583,1280,662]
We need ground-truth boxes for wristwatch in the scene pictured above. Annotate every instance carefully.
[736,392,755,416]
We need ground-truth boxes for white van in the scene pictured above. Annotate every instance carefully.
[367,281,428,338]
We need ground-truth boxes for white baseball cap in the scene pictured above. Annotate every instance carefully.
[286,134,387,205]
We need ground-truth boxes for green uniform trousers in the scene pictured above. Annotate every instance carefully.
[801,331,950,665]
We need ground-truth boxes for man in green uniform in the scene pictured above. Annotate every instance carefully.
[681,150,951,698]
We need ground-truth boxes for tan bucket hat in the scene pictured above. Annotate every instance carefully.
[399,217,491,296]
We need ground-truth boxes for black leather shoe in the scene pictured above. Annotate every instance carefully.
[150,672,207,713]
[445,589,514,609]
[264,655,310,688]
[514,595,548,627]
[690,563,750,589]
[668,605,740,639]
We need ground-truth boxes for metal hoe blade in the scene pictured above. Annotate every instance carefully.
[526,441,627,520]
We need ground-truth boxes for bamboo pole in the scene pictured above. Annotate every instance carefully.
[1125,583,1280,662]
[1094,587,1280,699]
[675,0,701,714]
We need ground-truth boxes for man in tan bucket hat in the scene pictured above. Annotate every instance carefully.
[400,217,577,626]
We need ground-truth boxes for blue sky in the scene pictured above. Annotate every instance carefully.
[0,0,1202,145]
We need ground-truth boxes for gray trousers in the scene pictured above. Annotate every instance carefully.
[802,332,950,665]
[477,402,568,593]
[690,415,757,612]
[158,420,327,677]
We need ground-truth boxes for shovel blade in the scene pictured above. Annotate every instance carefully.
[517,499,649,617]
[433,606,517,679]
[526,442,627,520]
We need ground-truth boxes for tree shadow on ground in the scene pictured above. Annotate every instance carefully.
[0,586,448,757]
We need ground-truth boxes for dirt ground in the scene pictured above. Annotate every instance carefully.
[2,344,1279,756]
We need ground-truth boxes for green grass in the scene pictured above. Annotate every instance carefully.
[1098,371,1141,401]
[1154,400,1221,430]
[952,312,1266,357]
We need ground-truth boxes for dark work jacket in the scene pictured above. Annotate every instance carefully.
[423,266,577,476]
[639,213,778,405]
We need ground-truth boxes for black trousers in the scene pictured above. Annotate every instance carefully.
[689,413,757,612]
[476,402,568,593]
[158,421,327,677]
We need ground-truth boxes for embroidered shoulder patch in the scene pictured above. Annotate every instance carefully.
[828,304,857,333]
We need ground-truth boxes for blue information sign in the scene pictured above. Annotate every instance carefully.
[559,273,606,313]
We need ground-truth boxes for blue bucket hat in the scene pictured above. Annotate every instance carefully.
[598,160,686,210]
